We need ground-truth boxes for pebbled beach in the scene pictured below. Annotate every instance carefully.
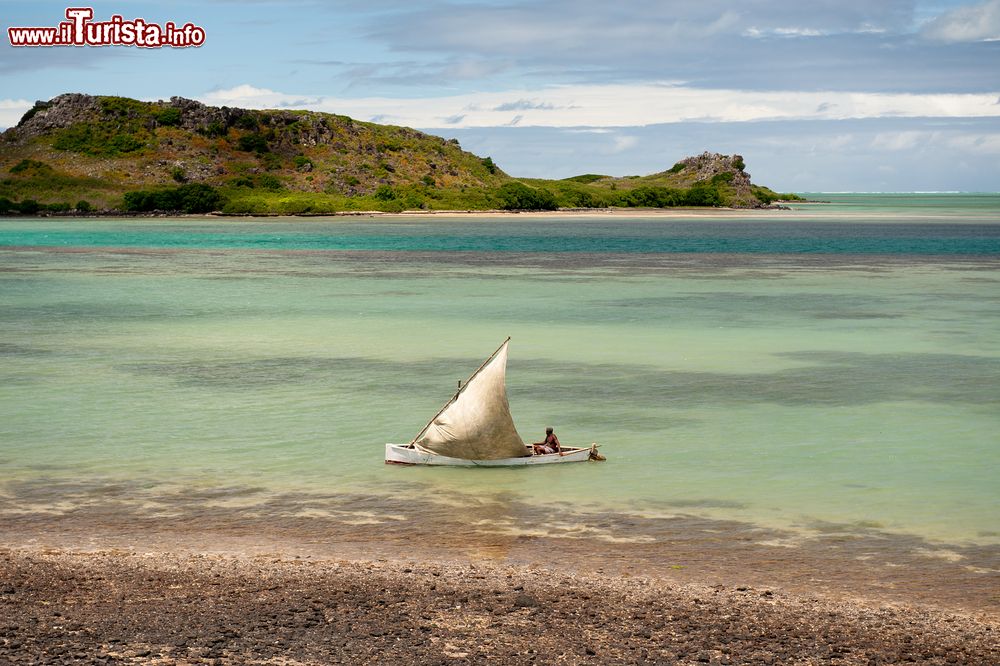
[1,547,998,666]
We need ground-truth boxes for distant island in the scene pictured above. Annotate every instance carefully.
[0,93,801,216]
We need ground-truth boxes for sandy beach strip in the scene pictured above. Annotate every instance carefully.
[207,207,793,220]
[1,547,997,666]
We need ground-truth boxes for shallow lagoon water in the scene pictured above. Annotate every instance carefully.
[1,195,998,551]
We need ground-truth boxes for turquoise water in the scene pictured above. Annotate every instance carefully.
[1,195,999,547]
[2,215,999,255]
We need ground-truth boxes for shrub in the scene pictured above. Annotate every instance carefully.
[106,133,145,154]
[562,174,606,183]
[256,174,283,191]
[293,155,313,169]
[261,153,282,171]
[18,199,40,214]
[374,185,397,201]
[497,182,558,210]
[668,162,685,174]
[177,184,225,212]
[123,183,225,213]
[567,189,601,208]
[99,96,146,117]
[481,156,498,175]
[220,199,263,215]
[421,175,436,187]
[683,182,723,207]
[155,107,182,127]
[200,120,228,138]
[122,191,155,211]
[234,113,259,130]
[10,159,51,175]
[400,190,426,209]
[0,197,15,213]
[52,125,98,153]
[170,167,187,183]
[75,200,92,212]
[378,199,406,213]
[45,202,71,212]
[237,134,270,153]
[613,186,684,208]
[52,123,145,156]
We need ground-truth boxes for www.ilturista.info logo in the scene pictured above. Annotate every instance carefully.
[8,7,205,48]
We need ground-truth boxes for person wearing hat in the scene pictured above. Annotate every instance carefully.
[532,427,563,456]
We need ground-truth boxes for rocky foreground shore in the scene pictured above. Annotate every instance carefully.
[1,548,997,665]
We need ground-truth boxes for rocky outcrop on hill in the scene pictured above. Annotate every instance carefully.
[1,93,504,198]
[596,150,790,209]
[9,94,427,153]
[9,94,100,136]
[672,152,757,206]
[679,151,751,190]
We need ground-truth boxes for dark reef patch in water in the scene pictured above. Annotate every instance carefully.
[813,311,903,319]
[514,352,1000,408]
[0,342,52,357]
[122,356,463,390]
[596,291,913,325]
[118,350,1000,408]
[5,245,1000,278]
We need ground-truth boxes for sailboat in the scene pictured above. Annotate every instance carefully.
[385,338,604,466]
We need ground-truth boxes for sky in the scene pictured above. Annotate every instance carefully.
[1,0,999,192]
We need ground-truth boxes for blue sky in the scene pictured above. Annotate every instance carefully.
[1,0,999,191]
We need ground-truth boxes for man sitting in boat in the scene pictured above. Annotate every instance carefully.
[533,427,562,456]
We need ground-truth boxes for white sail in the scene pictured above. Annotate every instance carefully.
[412,340,528,460]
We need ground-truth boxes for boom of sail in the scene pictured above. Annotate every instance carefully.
[410,338,528,460]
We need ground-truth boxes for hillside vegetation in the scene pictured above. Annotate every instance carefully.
[0,93,799,214]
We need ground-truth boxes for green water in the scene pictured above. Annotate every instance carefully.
[1,195,998,546]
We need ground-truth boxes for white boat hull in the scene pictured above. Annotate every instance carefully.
[385,443,598,466]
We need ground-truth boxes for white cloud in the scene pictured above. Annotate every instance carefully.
[745,26,826,38]
[819,134,859,151]
[821,128,1000,156]
[922,0,1000,42]
[946,132,1000,154]
[199,84,1000,129]
[610,135,639,152]
[871,130,935,151]
[201,84,289,108]
[382,1,915,54]
[0,99,33,130]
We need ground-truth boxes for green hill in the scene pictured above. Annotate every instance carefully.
[0,93,799,215]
